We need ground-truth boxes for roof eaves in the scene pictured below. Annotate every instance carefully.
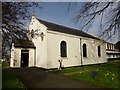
[37,18,101,40]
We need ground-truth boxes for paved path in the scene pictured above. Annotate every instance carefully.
[2,67,113,89]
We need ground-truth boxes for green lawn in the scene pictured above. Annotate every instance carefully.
[54,60,120,88]
[2,72,25,89]
[2,60,10,67]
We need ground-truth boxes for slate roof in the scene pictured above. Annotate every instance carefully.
[14,39,35,48]
[38,19,100,40]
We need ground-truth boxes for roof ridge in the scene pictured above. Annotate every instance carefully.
[37,18,100,40]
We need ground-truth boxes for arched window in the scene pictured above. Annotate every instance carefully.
[98,46,101,57]
[60,41,67,57]
[31,29,34,38]
[83,43,87,57]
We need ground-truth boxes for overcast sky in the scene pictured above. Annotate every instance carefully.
[30,2,118,44]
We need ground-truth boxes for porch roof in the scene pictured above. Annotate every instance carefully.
[14,39,36,48]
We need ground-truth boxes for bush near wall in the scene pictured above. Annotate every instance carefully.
[2,59,10,67]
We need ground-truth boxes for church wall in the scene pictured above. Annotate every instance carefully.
[29,15,48,68]
[10,47,35,67]
[13,48,21,67]
[81,38,107,65]
[32,37,47,68]
[28,48,35,67]
[47,31,81,69]
[46,31,107,69]
[10,43,14,67]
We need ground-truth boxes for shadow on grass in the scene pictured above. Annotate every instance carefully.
[2,71,26,89]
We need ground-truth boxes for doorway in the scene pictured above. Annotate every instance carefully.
[21,50,29,67]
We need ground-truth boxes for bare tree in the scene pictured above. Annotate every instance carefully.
[72,2,120,41]
[2,2,42,58]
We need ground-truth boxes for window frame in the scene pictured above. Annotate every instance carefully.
[83,43,87,57]
[98,45,101,57]
[60,41,67,57]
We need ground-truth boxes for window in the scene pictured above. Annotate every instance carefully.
[83,43,87,57]
[98,46,101,57]
[31,29,34,38]
[60,41,67,57]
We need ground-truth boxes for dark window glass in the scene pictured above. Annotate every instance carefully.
[83,44,87,57]
[98,46,101,57]
[60,41,67,57]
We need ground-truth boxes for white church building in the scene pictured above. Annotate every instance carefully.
[10,15,107,69]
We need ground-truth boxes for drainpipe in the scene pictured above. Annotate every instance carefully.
[80,38,82,66]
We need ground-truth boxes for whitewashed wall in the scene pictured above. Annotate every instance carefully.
[10,47,35,68]
[12,48,21,67]
[29,15,47,68]
[10,43,14,67]
[29,48,35,67]
[47,31,81,69]
[46,30,107,69]
[81,38,107,65]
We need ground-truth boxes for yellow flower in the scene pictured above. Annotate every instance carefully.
[107,73,109,75]
[112,78,114,80]
[112,74,115,76]
[96,69,99,71]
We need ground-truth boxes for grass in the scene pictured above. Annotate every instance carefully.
[54,60,120,88]
[2,60,10,67]
[2,72,25,89]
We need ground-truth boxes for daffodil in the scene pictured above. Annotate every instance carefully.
[96,69,99,71]
[107,73,109,75]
